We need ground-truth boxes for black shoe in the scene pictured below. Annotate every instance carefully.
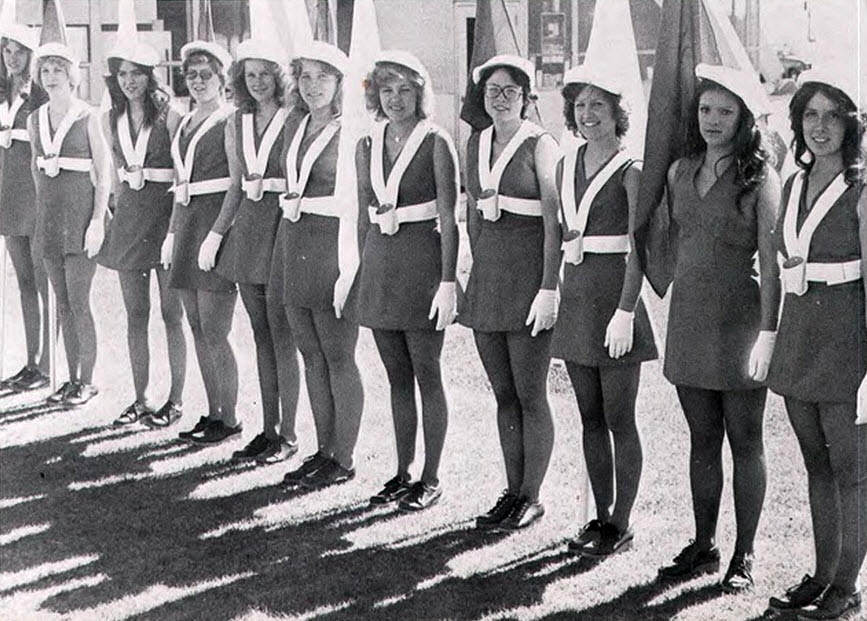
[282,452,328,487]
[370,475,413,505]
[231,432,272,462]
[658,541,721,579]
[499,496,545,530]
[798,586,861,619]
[721,552,755,593]
[582,522,634,557]
[567,519,606,554]
[399,481,442,512]
[11,367,49,391]
[476,491,518,529]
[770,575,829,611]
[63,382,98,406]
[300,458,355,490]
[190,420,242,445]
[257,437,299,464]
[177,415,211,440]
[114,401,152,426]
[46,381,76,403]
[1,366,30,389]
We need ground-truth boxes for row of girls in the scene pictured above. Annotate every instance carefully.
[2,20,865,619]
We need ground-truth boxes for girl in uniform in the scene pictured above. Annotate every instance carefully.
[0,26,50,393]
[460,55,561,530]
[357,51,459,511]
[162,40,239,444]
[29,43,111,406]
[655,65,781,592]
[552,67,658,556]
[276,42,364,490]
[198,40,300,463]
[99,41,186,426]
[765,70,866,620]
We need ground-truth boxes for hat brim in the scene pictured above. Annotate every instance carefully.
[1,24,38,51]
[797,68,863,110]
[471,54,536,93]
[562,66,622,97]
[181,40,232,72]
[108,42,160,68]
[236,39,286,67]
[695,62,768,117]
[292,42,348,76]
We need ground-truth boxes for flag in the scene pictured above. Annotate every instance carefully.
[195,0,215,42]
[40,0,70,46]
[267,0,314,60]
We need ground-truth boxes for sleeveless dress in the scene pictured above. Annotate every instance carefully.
[767,173,866,402]
[30,102,94,260]
[0,87,46,236]
[664,156,763,391]
[355,128,446,331]
[278,112,341,310]
[216,110,285,285]
[459,126,546,332]
[168,112,235,293]
[99,106,174,271]
[550,145,658,366]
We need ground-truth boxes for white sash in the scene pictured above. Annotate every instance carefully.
[477,120,534,192]
[561,148,630,234]
[370,119,430,208]
[0,95,28,148]
[281,114,339,220]
[117,111,152,170]
[242,108,287,178]
[783,171,848,260]
[170,105,231,204]
[36,100,91,177]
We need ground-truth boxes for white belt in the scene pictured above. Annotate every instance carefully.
[0,128,29,147]
[117,166,174,189]
[241,176,287,199]
[171,177,232,206]
[562,233,630,265]
[368,200,438,235]
[36,155,92,177]
[280,193,338,221]
[806,259,862,285]
[477,194,543,220]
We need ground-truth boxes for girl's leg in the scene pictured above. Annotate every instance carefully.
[117,269,151,402]
[405,330,447,485]
[62,255,97,384]
[5,236,44,370]
[473,330,522,495]
[43,257,79,381]
[155,268,186,404]
[566,362,613,521]
[239,283,279,436]
[372,329,417,480]
[676,385,726,549]
[198,289,238,426]
[179,289,220,417]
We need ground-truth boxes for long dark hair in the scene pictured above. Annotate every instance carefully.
[105,58,169,134]
[789,81,865,186]
[468,64,534,124]
[684,79,769,198]
[230,58,288,113]
[0,37,45,106]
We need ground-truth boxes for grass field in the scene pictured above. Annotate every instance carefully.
[0,236,855,620]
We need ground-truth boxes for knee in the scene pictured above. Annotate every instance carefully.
[161,305,183,329]
[489,381,520,409]
[323,348,356,375]
[413,360,444,394]
[689,427,725,457]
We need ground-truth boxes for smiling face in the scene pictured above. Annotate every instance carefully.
[298,59,338,113]
[801,90,846,158]
[378,75,418,124]
[116,60,149,103]
[697,88,741,148]
[482,67,524,125]
[573,85,617,143]
[39,58,72,94]
[184,57,221,105]
[2,39,31,78]
[244,59,277,106]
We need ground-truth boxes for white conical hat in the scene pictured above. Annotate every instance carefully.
[471,54,536,94]
[798,67,865,111]
[35,0,77,65]
[1,0,38,51]
[180,0,232,71]
[238,0,288,66]
[107,0,160,68]
[374,50,435,118]
[696,62,769,118]
[292,40,348,76]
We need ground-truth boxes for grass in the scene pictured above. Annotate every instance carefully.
[0,240,850,621]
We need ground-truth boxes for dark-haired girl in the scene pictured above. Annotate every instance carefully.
[460,55,561,530]
[0,28,50,393]
[655,64,781,592]
[99,43,186,426]
[356,51,459,511]
[765,71,866,620]
[198,41,300,463]
[553,67,657,557]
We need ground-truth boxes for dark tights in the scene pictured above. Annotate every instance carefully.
[179,288,238,425]
[785,398,867,593]
[473,329,554,502]
[43,255,97,383]
[5,235,50,372]
[286,306,363,468]
[567,362,642,530]
[676,385,767,555]
[117,268,185,404]
[372,329,447,485]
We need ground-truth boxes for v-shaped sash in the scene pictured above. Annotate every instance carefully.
[36,99,92,177]
[476,121,541,219]
[170,105,232,205]
[116,111,173,189]
[280,114,340,221]
[241,108,288,200]
[0,94,28,148]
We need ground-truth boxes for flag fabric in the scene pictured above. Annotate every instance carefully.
[40,0,70,46]
[267,0,314,61]
[195,0,216,42]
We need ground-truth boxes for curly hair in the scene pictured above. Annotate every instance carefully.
[363,62,426,120]
[684,79,769,199]
[561,82,629,138]
[286,57,342,117]
[230,58,288,113]
[789,81,865,186]
[468,64,534,123]
[105,58,169,131]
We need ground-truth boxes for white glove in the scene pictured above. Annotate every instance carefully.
[525,288,559,337]
[856,374,867,425]
[428,281,457,331]
[333,272,355,319]
[604,309,635,359]
[83,218,105,259]
[748,330,777,382]
[160,232,175,271]
[197,231,223,272]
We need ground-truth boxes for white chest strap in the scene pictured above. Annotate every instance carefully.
[116,112,173,186]
[241,108,288,196]
[170,106,232,202]
[284,114,339,198]
[782,171,848,260]
[370,119,430,208]
[477,121,542,217]
[0,95,29,145]
[36,100,92,174]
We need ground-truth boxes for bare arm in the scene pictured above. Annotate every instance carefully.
[210,117,243,236]
[534,133,563,290]
[432,134,458,282]
[756,167,782,331]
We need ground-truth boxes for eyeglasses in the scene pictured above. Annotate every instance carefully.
[484,84,522,102]
[185,68,214,83]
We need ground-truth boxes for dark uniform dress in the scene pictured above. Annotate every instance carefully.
[168,110,235,293]
[277,112,341,311]
[459,127,546,332]
[355,129,444,331]
[30,102,94,260]
[216,111,285,285]
[767,174,866,403]
[550,145,658,366]
[98,106,174,271]
[0,88,46,237]
[664,156,763,391]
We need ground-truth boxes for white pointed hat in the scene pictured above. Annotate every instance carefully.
[374,50,435,117]
[292,40,348,76]
[34,0,81,85]
[695,62,769,117]
[107,0,160,68]
[0,0,37,50]
[797,67,864,111]
[471,54,536,94]
[238,0,288,66]
[180,0,232,71]
[562,65,624,97]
